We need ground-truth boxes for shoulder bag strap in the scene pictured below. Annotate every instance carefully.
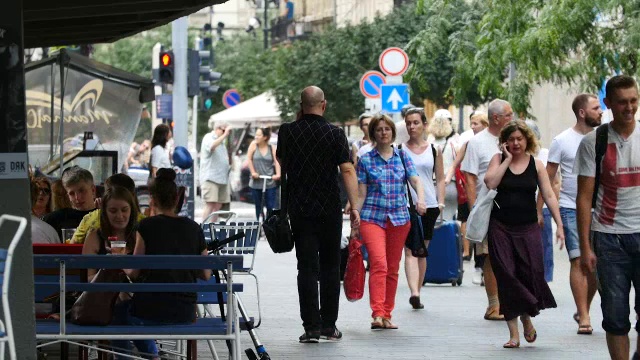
[397,146,416,210]
[279,125,289,215]
[593,123,609,208]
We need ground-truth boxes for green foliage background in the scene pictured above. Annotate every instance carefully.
[94,0,640,130]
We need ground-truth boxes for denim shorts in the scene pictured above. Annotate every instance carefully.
[593,231,640,335]
[560,207,581,260]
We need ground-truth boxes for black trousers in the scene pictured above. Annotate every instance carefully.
[290,214,342,331]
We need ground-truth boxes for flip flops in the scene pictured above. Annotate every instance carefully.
[371,317,384,330]
[503,340,520,348]
[484,306,504,321]
[524,328,537,343]
[382,318,398,329]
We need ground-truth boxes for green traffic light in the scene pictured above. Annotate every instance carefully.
[204,98,213,110]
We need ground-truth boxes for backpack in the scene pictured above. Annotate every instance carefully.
[592,121,640,208]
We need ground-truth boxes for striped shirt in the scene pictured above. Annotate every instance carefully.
[357,147,417,228]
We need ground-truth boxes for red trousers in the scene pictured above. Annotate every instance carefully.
[360,219,411,319]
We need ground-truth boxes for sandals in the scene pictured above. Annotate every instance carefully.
[382,318,398,329]
[371,317,398,329]
[503,340,520,348]
[520,316,537,343]
[578,324,593,335]
[484,306,504,321]
[371,316,384,330]
[523,328,537,343]
[573,312,580,324]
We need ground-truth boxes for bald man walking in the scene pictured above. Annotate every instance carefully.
[277,86,360,343]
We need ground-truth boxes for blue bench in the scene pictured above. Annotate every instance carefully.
[33,254,244,359]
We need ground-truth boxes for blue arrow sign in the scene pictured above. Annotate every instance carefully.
[360,71,386,99]
[381,84,409,113]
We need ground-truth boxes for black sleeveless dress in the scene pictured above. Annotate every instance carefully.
[488,155,557,320]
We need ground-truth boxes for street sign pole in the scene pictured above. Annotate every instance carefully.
[172,17,188,147]
[151,43,163,129]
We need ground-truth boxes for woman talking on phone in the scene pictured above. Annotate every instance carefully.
[484,121,564,349]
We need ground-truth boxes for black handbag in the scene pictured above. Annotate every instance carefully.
[398,145,427,258]
[262,124,294,253]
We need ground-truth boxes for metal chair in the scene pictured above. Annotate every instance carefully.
[0,215,28,360]
[208,221,262,328]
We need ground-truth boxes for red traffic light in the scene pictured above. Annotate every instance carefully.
[161,53,172,67]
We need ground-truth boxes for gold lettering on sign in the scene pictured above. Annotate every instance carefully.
[25,79,114,128]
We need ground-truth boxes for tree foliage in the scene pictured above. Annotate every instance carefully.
[93,25,172,78]
[417,0,640,116]
[216,5,452,123]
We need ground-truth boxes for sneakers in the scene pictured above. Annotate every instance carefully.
[472,268,483,285]
[299,330,320,343]
[320,326,343,341]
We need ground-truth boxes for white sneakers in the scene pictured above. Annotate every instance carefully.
[472,268,484,285]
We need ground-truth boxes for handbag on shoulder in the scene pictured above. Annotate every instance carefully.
[398,145,427,258]
[263,124,294,253]
[465,186,498,243]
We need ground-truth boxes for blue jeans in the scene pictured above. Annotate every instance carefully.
[252,187,277,221]
[112,300,158,359]
[560,207,581,260]
[593,231,640,335]
[541,208,554,282]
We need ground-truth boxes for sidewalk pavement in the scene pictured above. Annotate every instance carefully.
[196,204,620,359]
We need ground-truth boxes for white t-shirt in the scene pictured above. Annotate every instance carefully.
[31,215,61,244]
[459,129,474,145]
[574,124,640,234]
[150,145,172,170]
[200,132,230,184]
[432,136,458,174]
[548,127,586,209]
[394,120,410,145]
[536,148,549,209]
[460,128,500,194]
[402,143,438,208]
[356,143,374,158]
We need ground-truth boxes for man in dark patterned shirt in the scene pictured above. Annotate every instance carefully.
[277,86,360,343]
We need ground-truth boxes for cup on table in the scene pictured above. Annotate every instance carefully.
[61,228,76,244]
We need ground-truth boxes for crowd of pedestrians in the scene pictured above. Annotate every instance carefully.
[279,76,640,360]
[26,75,640,359]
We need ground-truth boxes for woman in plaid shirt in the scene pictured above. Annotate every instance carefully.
[355,114,426,330]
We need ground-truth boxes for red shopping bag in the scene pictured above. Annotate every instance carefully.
[344,237,365,302]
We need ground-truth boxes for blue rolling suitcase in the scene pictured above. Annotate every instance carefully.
[424,220,464,286]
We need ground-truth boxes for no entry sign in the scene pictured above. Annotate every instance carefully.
[379,47,409,77]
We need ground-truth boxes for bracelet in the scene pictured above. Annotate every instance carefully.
[438,203,446,208]
[351,209,360,213]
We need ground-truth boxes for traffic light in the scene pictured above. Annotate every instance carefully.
[197,49,222,110]
[159,51,174,84]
